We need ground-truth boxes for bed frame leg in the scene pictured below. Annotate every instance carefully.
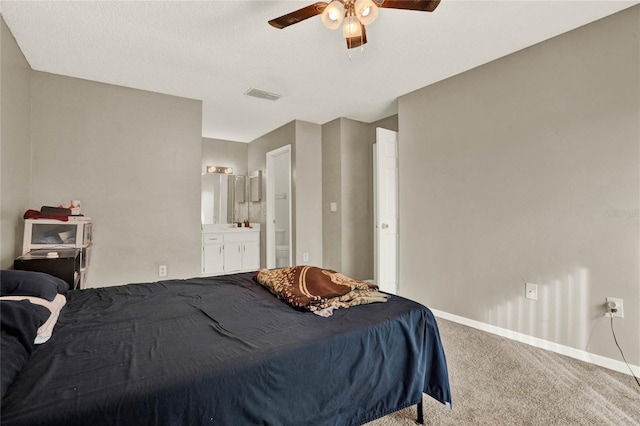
[416,401,424,424]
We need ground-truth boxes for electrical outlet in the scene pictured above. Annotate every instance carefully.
[158,264,167,277]
[303,253,309,262]
[525,282,538,300]
[605,297,624,318]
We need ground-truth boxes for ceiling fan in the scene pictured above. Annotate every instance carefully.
[268,0,441,49]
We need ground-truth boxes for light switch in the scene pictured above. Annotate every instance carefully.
[525,282,537,300]
[330,202,337,212]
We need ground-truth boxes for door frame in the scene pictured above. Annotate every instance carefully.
[266,145,292,269]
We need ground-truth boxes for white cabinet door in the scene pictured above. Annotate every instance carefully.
[374,128,398,295]
[224,242,243,272]
[203,243,224,274]
[242,241,260,271]
[202,230,261,276]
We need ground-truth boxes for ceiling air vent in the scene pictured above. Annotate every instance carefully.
[244,88,281,101]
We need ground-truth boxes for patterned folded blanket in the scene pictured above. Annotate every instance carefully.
[254,266,388,316]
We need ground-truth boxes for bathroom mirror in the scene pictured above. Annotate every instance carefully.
[249,170,262,202]
[201,174,246,224]
[234,175,246,203]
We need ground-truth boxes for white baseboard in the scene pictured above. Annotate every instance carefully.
[431,309,640,378]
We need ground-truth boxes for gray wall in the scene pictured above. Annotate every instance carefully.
[398,7,639,364]
[247,120,323,269]
[322,115,398,280]
[0,18,32,268]
[321,119,342,272]
[370,116,398,137]
[340,118,373,280]
[30,71,203,287]
[202,137,248,176]
[248,121,296,268]
[293,120,323,267]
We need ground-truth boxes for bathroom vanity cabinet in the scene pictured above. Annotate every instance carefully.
[202,225,260,276]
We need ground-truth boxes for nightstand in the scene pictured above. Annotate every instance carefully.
[14,249,81,289]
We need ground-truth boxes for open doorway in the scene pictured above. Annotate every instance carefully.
[266,145,292,269]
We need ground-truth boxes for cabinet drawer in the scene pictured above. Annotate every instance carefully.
[203,233,223,244]
[224,232,259,244]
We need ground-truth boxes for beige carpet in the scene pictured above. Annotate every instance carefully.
[368,319,640,426]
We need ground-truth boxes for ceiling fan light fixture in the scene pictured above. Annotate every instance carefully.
[268,0,442,50]
[321,1,345,29]
[342,15,362,39]
[354,0,379,25]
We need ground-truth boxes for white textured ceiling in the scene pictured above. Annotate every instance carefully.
[1,0,637,142]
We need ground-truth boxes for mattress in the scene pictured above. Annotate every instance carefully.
[1,272,451,425]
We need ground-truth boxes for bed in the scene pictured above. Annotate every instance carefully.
[1,269,451,425]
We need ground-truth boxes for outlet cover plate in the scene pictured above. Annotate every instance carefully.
[605,297,624,318]
[525,282,538,300]
[159,264,168,277]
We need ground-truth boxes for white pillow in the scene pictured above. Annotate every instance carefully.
[0,294,66,344]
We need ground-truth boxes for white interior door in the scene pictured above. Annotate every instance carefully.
[374,128,398,294]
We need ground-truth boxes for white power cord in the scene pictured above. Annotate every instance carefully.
[609,315,640,388]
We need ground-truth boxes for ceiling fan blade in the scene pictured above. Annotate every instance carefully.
[346,25,367,49]
[268,2,329,29]
[375,0,441,12]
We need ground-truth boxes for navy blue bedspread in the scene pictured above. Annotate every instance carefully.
[1,273,451,425]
